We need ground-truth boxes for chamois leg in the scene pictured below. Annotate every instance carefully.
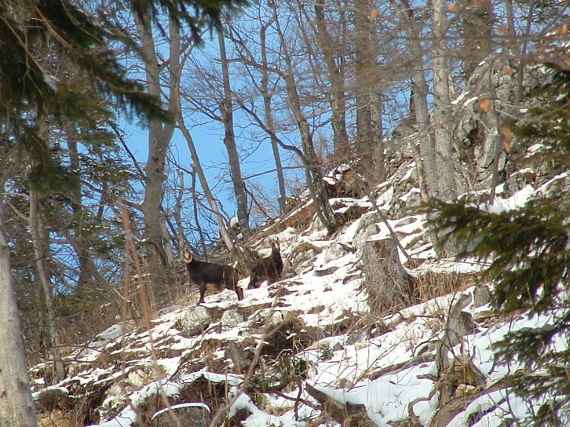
[247,275,258,290]
[224,268,244,300]
[198,283,206,304]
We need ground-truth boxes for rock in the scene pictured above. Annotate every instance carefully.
[332,342,344,352]
[224,342,255,373]
[157,305,182,317]
[473,285,492,307]
[452,58,547,193]
[127,368,151,388]
[314,265,339,277]
[34,387,73,413]
[455,384,478,398]
[318,242,351,265]
[288,241,321,274]
[151,403,210,427]
[400,187,421,208]
[177,306,211,336]
[265,310,287,328]
[100,383,130,419]
[353,213,381,252]
[221,309,244,329]
[268,284,295,298]
[103,383,126,403]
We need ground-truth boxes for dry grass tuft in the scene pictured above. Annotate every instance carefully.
[414,272,478,303]
[38,410,76,427]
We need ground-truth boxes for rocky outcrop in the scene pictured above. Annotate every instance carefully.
[177,306,211,336]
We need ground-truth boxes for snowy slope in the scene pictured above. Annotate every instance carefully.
[30,160,565,427]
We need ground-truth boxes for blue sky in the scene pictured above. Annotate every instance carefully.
[119,24,311,227]
[122,103,300,224]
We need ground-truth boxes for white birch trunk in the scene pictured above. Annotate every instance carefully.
[0,193,38,427]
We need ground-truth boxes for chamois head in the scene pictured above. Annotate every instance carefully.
[271,237,280,251]
[182,248,193,264]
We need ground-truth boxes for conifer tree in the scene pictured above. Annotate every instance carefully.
[429,64,570,425]
[0,1,246,424]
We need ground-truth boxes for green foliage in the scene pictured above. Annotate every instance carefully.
[128,0,248,42]
[0,0,246,192]
[429,64,570,425]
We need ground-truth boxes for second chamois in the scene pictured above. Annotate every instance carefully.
[248,238,284,289]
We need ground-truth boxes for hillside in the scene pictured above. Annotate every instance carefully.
[2,2,568,426]
[28,152,567,427]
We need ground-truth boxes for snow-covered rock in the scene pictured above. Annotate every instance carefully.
[221,309,244,329]
[177,306,211,336]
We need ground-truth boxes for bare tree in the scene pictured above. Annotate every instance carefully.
[136,9,181,304]
[217,24,250,230]
[393,0,438,198]
[226,8,288,213]
[270,0,337,232]
[258,16,288,213]
[314,0,350,159]
[431,0,457,200]
[354,0,385,184]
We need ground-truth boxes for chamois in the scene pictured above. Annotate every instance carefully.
[183,249,244,304]
[248,239,284,289]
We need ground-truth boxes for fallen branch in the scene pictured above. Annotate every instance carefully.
[305,383,375,427]
[430,380,510,427]
[368,354,436,381]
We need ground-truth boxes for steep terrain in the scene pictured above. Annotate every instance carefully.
[29,150,567,426]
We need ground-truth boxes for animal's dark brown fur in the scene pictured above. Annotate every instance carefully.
[248,239,284,289]
[183,250,243,303]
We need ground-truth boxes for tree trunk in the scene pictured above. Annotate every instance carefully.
[137,9,180,305]
[371,91,385,183]
[30,191,66,382]
[271,2,337,233]
[354,0,385,184]
[398,0,438,199]
[189,170,208,258]
[432,0,457,201]
[218,26,249,231]
[463,0,492,81]
[66,137,93,288]
[314,0,350,159]
[362,238,416,315]
[0,187,38,427]
[179,112,257,271]
[259,23,287,213]
[504,0,517,62]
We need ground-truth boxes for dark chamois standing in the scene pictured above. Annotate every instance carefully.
[248,239,284,289]
[183,249,244,304]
